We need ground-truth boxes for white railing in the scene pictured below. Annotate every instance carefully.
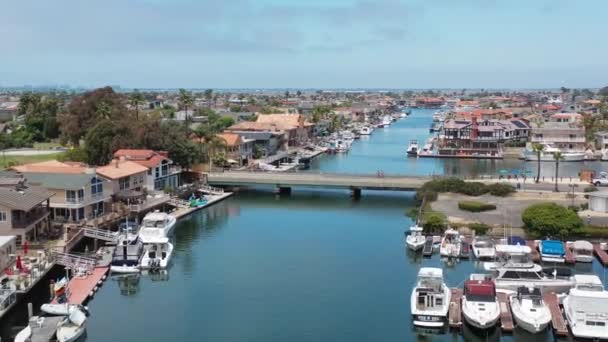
[83,228,117,242]
[52,251,96,274]
[530,136,586,143]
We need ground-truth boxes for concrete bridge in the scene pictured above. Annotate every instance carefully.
[207,171,433,197]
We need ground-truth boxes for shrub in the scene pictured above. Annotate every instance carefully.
[486,183,516,197]
[580,203,589,211]
[522,203,583,239]
[458,200,497,212]
[460,182,487,196]
[423,212,446,233]
[469,223,491,235]
[584,185,598,193]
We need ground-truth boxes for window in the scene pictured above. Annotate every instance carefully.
[66,189,84,203]
[0,212,6,222]
[161,160,169,177]
[155,167,160,178]
[119,177,130,190]
[91,177,103,195]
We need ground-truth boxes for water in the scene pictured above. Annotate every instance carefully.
[309,108,605,178]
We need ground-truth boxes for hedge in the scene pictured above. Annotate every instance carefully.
[469,222,491,235]
[458,200,497,212]
[415,178,515,204]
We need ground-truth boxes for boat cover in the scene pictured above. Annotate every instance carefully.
[508,236,526,246]
[541,240,565,255]
[572,240,593,251]
[465,280,495,297]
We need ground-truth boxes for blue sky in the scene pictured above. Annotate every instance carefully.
[1,0,607,89]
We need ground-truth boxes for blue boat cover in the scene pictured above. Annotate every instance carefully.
[541,240,565,255]
[508,236,526,246]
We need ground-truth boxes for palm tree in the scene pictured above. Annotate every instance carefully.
[204,89,213,107]
[553,151,564,192]
[191,124,211,157]
[129,90,145,120]
[178,88,194,129]
[532,143,545,183]
[207,135,226,171]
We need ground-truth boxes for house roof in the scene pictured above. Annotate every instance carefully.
[0,186,53,211]
[96,160,148,180]
[25,172,102,190]
[11,160,87,174]
[217,133,242,147]
[114,149,156,160]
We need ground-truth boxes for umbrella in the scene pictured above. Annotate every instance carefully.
[16,255,22,271]
[23,241,28,255]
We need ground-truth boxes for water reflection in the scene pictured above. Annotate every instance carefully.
[114,274,140,296]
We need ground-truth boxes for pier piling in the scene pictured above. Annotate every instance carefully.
[350,188,361,199]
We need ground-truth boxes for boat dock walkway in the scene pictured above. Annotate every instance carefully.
[52,267,109,305]
[497,292,514,332]
[526,240,541,263]
[28,316,64,342]
[171,192,233,219]
[448,288,462,329]
[594,244,608,265]
[422,237,433,257]
[543,292,568,337]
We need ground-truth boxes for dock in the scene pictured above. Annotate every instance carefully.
[564,244,575,264]
[594,244,608,266]
[460,240,470,259]
[422,236,433,257]
[543,292,569,337]
[52,267,109,305]
[497,292,514,332]
[171,192,233,219]
[27,316,64,342]
[448,288,462,329]
[526,240,541,263]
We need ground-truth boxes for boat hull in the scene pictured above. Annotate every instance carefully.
[510,305,550,333]
[494,280,574,294]
[56,324,86,342]
[524,152,586,162]
[412,314,446,328]
[110,265,140,274]
[406,239,425,251]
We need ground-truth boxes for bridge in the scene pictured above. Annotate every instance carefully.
[207,171,433,197]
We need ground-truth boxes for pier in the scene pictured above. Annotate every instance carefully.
[526,240,541,263]
[543,292,569,337]
[448,288,462,329]
[497,292,514,332]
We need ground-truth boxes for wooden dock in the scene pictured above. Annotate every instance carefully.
[28,316,64,342]
[526,240,541,262]
[422,236,433,257]
[564,244,575,264]
[543,292,568,337]
[448,288,463,329]
[497,292,514,332]
[594,244,608,266]
[52,267,109,305]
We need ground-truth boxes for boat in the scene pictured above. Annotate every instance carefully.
[406,224,426,251]
[539,240,565,263]
[112,219,139,244]
[40,303,88,316]
[140,237,174,270]
[360,126,372,135]
[460,240,470,259]
[110,235,144,274]
[570,240,593,263]
[410,267,451,328]
[461,277,500,329]
[189,194,208,208]
[440,229,461,258]
[400,112,407,118]
[492,262,575,293]
[509,286,551,333]
[377,115,392,128]
[406,140,419,157]
[139,211,177,241]
[56,306,87,342]
[14,324,32,342]
[563,274,608,340]
[54,277,68,302]
[522,143,585,162]
[471,236,496,261]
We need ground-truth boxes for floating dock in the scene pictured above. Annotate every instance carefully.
[543,292,568,337]
[52,267,109,305]
[172,192,233,219]
[594,244,608,266]
[526,240,541,263]
[422,237,433,257]
[497,292,514,332]
[564,245,575,265]
[448,288,462,329]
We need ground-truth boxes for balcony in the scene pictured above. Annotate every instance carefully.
[530,136,586,143]
[11,207,49,229]
[60,192,110,208]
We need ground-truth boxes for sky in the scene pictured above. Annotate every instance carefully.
[0,0,607,89]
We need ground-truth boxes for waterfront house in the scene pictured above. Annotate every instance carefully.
[223,123,286,157]
[113,149,182,191]
[255,114,314,147]
[529,121,586,152]
[0,236,16,271]
[0,185,52,245]
[415,97,445,108]
[215,133,254,166]
[96,160,149,196]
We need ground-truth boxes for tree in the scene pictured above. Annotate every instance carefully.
[284,90,290,100]
[522,203,583,238]
[598,86,608,97]
[84,119,131,166]
[157,122,199,169]
[532,143,545,183]
[422,213,446,233]
[129,90,145,120]
[552,151,564,192]
[178,88,194,128]
[204,89,213,106]
[206,135,226,171]
[296,90,302,97]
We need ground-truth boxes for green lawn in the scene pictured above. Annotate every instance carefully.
[0,152,65,170]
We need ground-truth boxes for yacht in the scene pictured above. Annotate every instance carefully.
[360,126,372,135]
[462,277,500,329]
[406,224,426,251]
[140,237,174,270]
[400,111,408,118]
[484,244,533,271]
[440,229,461,258]
[492,263,574,293]
[509,286,551,334]
[570,240,593,263]
[563,275,608,340]
[522,143,585,162]
[110,235,144,274]
[410,268,451,328]
[406,140,419,157]
[377,115,392,128]
[432,111,446,122]
[138,211,177,242]
[56,307,87,342]
[539,240,565,263]
[471,236,496,261]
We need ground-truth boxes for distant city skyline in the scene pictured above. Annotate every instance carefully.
[1,0,607,89]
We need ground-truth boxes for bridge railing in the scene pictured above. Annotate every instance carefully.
[207,170,434,180]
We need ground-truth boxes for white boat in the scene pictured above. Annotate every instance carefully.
[523,143,585,161]
[359,126,372,135]
[509,286,551,333]
[110,235,144,274]
[377,115,392,128]
[471,236,496,261]
[406,225,426,251]
[569,240,594,263]
[492,263,575,294]
[140,237,174,269]
[138,211,177,242]
[440,229,461,257]
[563,275,608,340]
[406,140,419,157]
[410,267,451,328]
[400,112,408,118]
[40,303,88,316]
[462,276,500,329]
[56,306,87,342]
[14,324,31,342]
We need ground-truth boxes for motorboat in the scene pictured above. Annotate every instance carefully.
[563,275,608,340]
[484,244,533,271]
[492,263,575,293]
[189,194,208,208]
[539,240,565,263]
[410,267,451,328]
[40,303,88,316]
[569,240,593,263]
[406,224,426,251]
[509,286,551,333]
[522,143,585,162]
[432,111,446,122]
[471,236,496,261]
[360,126,372,135]
[140,237,174,270]
[110,235,144,274]
[112,219,139,245]
[462,276,500,329]
[400,111,408,118]
[406,140,419,157]
[14,323,32,342]
[440,229,461,258]
[56,306,87,342]
[139,211,177,241]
